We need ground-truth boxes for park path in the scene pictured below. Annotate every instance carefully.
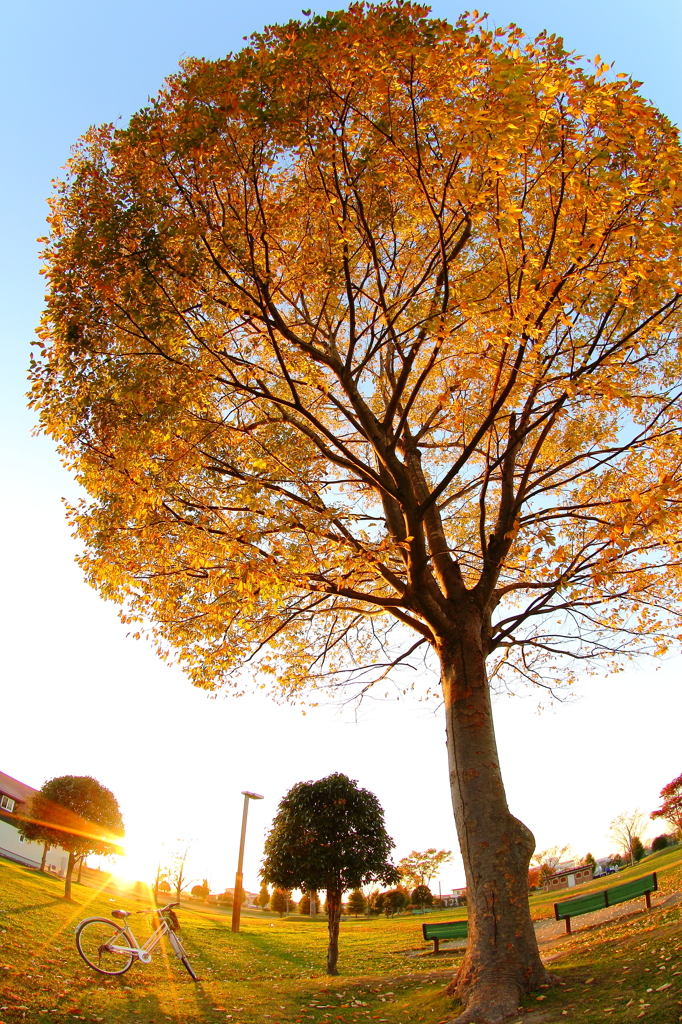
[416,891,682,956]
[534,889,682,947]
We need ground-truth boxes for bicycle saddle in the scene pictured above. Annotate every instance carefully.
[111,909,130,919]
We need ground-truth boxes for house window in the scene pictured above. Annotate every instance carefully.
[0,795,15,813]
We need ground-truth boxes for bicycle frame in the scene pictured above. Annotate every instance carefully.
[107,917,170,964]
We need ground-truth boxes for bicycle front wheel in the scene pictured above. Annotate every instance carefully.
[76,918,135,975]
[168,931,199,981]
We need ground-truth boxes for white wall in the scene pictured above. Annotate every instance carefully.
[0,820,69,875]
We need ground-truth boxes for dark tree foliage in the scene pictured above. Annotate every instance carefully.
[18,775,124,900]
[347,889,368,916]
[651,835,669,852]
[386,889,409,915]
[411,884,433,908]
[632,837,645,863]
[258,881,270,909]
[261,773,398,974]
[269,888,291,917]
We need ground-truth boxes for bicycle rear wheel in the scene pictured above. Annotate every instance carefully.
[168,931,199,981]
[76,918,135,975]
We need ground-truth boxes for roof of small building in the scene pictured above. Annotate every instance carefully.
[0,771,36,807]
[549,864,593,880]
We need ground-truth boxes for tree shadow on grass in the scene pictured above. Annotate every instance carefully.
[4,899,65,916]
[97,965,208,1023]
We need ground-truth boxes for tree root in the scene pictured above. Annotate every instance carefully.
[442,991,520,1023]
[442,967,556,1023]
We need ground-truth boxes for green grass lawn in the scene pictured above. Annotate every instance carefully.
[1,851,681,1024]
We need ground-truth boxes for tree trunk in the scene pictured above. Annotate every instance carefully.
[439,627,551,1024]
[40,844,50,873]
[63,851,76,901]
[77,856,85,883]
[309,888,317,918]
[326,888,342,976]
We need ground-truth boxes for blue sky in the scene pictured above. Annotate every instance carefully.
[1,0,681,893]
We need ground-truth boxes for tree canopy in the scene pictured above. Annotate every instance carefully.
[651,773,682,837]
[31,2,682,701]
[18,775,124,899]
[261,772,398,973]
[411,883,433,907]
[29,2,682,1018]
[347,889,368,916]
[398,848,452,888]
[609,809,647,867]
[269,888,291,916]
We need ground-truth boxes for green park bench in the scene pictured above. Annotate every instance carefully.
[554,871,658,934]
[422,919,468,953]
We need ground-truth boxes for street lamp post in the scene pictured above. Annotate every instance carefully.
[231,790,264,933]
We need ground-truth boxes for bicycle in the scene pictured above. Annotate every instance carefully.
[75,902,199,981]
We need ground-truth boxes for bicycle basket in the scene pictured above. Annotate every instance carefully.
[166,909,180,932]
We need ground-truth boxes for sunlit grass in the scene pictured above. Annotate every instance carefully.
[1,850,681,1023]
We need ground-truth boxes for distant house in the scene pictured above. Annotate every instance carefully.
[0,771,69,875]
[439,887,466,907]
[542,863,593,892]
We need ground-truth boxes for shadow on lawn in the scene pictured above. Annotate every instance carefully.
[4,899,66,916]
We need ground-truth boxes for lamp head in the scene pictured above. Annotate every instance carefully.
[242,791,264,800]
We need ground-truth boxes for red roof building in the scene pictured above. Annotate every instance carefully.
[0,770,69,875]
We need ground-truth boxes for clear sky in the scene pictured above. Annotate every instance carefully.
[1,0,681,897]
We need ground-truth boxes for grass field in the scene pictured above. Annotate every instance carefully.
[1,849,681,1024]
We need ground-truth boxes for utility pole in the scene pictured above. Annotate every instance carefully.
[231,790,264,933]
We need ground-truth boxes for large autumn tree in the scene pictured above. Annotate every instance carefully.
[30,3,682,1020]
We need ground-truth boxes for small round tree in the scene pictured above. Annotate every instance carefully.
[18,775,124,900]
[651,835,669,853]
[411,884,433,910]
[261,773,398,975]
[270,888,291,918]
[382,889,408,916]
[258,881,270,910]
[347,890,367,917]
